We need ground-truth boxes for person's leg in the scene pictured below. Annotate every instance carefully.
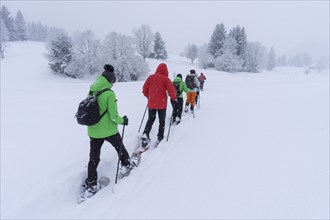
[170,99,177,123]
[190,92,197,111]
[177,97,183,119]
[105,133,130,167]
[185,92,191,112]
[85,138,104,186]
[195,91,199,105]
[157,109,166,141]
[143,108,157,138]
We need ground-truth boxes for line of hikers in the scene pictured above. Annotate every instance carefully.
[81,63,206,194]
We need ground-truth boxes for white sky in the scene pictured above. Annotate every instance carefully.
[2,1,329,59]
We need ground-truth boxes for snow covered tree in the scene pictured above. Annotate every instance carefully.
[1,6,16,41]
[1,18,9,58]
[133,24,154,62]
[45,29,73,77]
[208,23,227,59]
[14,10,27,41]
[287,53,312,67]
[267,46,277,70]
[153,32,168,60]
[277,55,287,66]
[184,44,198,64]
[245,41,267,72]
[100,32,148,82]
[229,25,247,71]
[198,44,213,69]
[214,37,242,72]
[27,21,49,42]
[66,30,101,78]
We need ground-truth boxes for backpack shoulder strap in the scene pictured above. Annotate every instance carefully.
[94,88,112,96]
[95,88,113,118]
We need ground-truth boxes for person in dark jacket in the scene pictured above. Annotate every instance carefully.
[171,73,190,124]
[141,63,177,147]
[184,69,200,113]
[84,64,133,194]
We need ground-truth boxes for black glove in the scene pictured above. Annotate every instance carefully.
[122,115,128,126]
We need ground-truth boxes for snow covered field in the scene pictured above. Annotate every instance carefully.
[1,42,329,219]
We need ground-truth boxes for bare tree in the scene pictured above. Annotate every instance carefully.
[133,24,153,62]
[185,44,198,64]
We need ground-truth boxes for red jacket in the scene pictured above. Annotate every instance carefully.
[199,73,206,82]
[143,63,177,110]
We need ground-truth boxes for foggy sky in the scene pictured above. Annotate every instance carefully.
[3,1,329,60]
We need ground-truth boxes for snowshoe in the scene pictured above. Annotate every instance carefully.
[77,176,110,204]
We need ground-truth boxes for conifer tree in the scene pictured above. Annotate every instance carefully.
[45,30,73,77]
[229,25,247,71]
[1,6,16,41]
[1,19,9,58]
[208,23,227,58]
[267,46,277,70]
[153,32,168,60]
[15,10,27,41]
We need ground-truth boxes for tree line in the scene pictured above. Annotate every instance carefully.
[1,5,327,77]
[183,23,327,73]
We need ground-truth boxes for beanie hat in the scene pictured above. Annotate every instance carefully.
[177,73,182,79]
[102,64,116,84]
[104,64,114,72]
[190,69,196,74]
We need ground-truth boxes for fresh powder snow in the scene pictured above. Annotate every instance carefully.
[1,41,329,219]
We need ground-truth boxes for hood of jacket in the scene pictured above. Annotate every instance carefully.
[173,76,182,83]
[90,76,113,92]
[155,63,169,77]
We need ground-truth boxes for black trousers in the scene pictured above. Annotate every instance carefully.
[85,132,130,186]
[171,97,183,120]
[196,91,199,104]
[143,108,166,140]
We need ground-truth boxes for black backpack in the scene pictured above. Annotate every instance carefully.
[173,81,182,97]
[185,74,195,89]
[75,88,111,126]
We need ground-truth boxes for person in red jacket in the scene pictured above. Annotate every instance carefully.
[198,72,206,91]
[141,63,177,147]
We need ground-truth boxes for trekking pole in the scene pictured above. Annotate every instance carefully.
[115,125,125,185]
[166,115,173,142]
[198,90,201,108]
[138,105,148,133]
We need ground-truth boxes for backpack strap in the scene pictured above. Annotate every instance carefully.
[94,88,112,96]
[92,88,112,119]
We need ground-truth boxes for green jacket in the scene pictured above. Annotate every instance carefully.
[87,76,124,138]
[173,76,190,98]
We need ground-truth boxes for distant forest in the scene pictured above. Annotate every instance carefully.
[1,5,328,79]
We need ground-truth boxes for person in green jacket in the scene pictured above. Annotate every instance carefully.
[84,64,133,193]
[171,73,190,125]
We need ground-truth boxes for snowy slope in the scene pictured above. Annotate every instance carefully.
[1,42,329,219]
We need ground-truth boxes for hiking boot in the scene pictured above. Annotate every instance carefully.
[155,137,163,147]
[141,133,150,148]
[82,183,100,198]
[120,162,134,178]
[171,116,176,124]
[157,137,163,143]
[184,105,189,113]
[175,117,181,125]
